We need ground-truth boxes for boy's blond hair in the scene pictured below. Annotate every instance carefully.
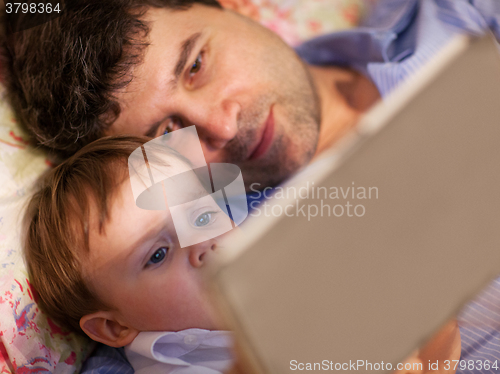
[24,135,152,334]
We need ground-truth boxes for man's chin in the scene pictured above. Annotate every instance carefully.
[242,160,305,191]
[240,126,319,191]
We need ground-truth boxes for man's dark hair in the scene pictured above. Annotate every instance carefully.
[0,0,221,157]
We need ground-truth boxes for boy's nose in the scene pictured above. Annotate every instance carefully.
[188,239,217,268]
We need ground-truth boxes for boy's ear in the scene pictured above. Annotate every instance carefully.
[80,311,139,348]
[218,0,260,21]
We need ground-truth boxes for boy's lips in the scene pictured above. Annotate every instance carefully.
[248,106,275,161]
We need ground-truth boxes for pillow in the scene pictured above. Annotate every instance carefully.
[0,85,94,373]
[256,0,374,45]
[0,0,367,372]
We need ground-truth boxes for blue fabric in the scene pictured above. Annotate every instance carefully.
[80,345,133,374]
[82,1,500,372]
[457,278,500,374]
[296,0,500,98]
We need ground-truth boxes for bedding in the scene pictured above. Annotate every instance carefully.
[0,85,92,373]
[0,0,367,372]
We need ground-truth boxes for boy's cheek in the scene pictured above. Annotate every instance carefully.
[135,276,207,329]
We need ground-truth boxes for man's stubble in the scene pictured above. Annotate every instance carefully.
[223,40,321,189]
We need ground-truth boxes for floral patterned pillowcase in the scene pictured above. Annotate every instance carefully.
[255,0,371,46]
[0,1,367,372]
[0,86,92,373]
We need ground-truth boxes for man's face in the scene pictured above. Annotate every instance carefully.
[84,161,229,333]
[109,4,320,188]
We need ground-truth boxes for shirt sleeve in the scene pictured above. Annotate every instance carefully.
[457,277,500,374]
[435,0,500,42]
[80,344,134,374]
[472,0,500,41]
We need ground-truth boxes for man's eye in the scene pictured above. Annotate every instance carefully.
[189,53,202,76]
[148,247,168,265]
[163,117,183,135]
[194,211,216,227]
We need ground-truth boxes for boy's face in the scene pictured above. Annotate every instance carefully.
[108,4,320,188]
[83,160,228,336]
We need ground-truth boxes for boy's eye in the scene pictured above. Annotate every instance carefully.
[194,212,215,227]
[148,247,169,265]
[189,53,202,76]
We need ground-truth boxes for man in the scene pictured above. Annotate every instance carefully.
[2,0,500,372]
[2,0,500,185]
[3,0,500,188]
[1,0,379,189]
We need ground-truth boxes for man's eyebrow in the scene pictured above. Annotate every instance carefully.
[143,32,203,137]
[145,120,162,138]
[172,32,202,86]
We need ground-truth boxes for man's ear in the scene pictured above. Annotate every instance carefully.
[218,0,260,21]
[80,311,140,348]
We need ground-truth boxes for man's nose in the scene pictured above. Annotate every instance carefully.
[194,99,240,161]
[188,239,217,268]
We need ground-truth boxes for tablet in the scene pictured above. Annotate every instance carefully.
[210,35,500,373]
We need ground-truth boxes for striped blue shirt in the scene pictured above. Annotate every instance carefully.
[458,278,500,374]
[82,1,500,372]
[296,0,500,98]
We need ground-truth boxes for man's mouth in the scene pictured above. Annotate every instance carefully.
[248,106,275,161]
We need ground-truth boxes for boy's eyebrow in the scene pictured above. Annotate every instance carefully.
[163,184,212,207]
[124,221,168,264]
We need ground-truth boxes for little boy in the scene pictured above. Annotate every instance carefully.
[23,135,461,374]
[24,135,236,373]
